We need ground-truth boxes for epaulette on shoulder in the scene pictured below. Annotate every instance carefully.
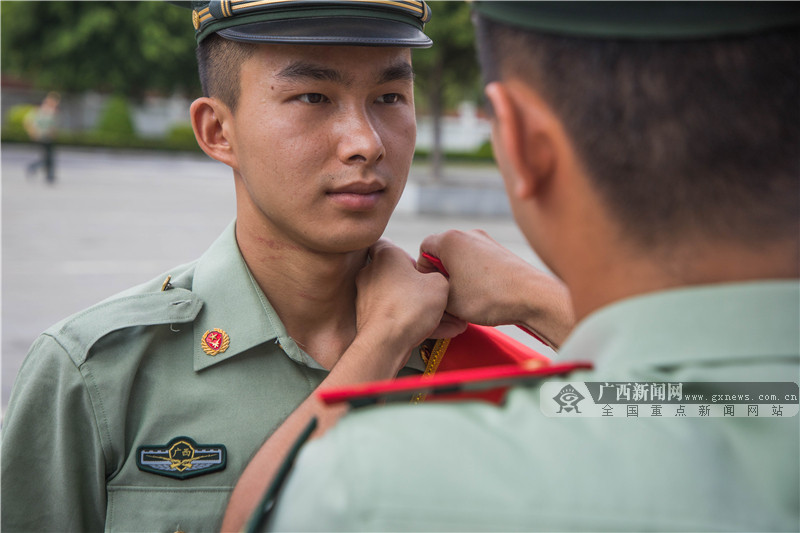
[45,287,203,367]
[318,361,593,408]
[426,323,550,375]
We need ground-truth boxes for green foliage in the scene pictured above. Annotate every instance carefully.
[1,129,204,154]
[413,141,494,163]
[2,101,201,153]
[473,140,494,160]
[1,1,200,98]
[413,1,482,113]
[412,2,483,176]
[4,104,37,137]
[166,123,199,148]
[96,94,135,138]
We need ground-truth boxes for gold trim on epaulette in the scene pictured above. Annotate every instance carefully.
[411,338,450,404]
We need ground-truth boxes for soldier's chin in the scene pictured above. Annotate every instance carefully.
[318,229,386,255]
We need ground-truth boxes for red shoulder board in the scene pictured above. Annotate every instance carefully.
[431,323,550,373]
[318,361,593,408]
[412,323,550,403]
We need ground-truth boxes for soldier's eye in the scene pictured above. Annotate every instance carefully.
[377,93,402,104]
[298,93,329,104]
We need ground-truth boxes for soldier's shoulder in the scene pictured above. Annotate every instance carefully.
[41,260,203,367]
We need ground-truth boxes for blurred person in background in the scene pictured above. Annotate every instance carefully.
[24,91,60,184]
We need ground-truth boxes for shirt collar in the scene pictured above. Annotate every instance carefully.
[188,221,428,373]
[559,280,800,371]
[191,221,298,371]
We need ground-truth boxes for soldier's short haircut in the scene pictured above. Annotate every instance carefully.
[196,34,257,113]
[475,15,800,248]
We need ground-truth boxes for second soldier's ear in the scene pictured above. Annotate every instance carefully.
[485,81,556,200]
[190,97,239,170]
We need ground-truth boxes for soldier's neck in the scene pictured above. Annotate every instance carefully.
[236,222,365,370]
[564,235,800,323]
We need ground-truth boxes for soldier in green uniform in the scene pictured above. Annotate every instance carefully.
[1,2,495,531]
[256,2,800,531]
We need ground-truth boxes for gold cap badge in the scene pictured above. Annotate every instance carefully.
[201,328,229,356]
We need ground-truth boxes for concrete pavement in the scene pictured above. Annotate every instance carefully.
[2,144,551,412]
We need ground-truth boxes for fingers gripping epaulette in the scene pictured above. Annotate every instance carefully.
[45,288,203,367]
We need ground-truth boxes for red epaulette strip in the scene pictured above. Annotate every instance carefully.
[318,361,593,408]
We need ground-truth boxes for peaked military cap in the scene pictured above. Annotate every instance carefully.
[472,1,800,39]
[174,0,432,46]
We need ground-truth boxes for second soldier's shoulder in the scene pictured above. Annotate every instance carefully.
[319,360,593,410]
[321,361,598,456]
[40,259,203,367]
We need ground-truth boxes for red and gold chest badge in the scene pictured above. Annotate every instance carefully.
[201,328,229,356]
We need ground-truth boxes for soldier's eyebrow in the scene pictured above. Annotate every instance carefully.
[275,60,415,87]
[377,62,415,85]
[276,61,348,85]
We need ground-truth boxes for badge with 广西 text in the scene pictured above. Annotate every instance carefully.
[137,436,226,480]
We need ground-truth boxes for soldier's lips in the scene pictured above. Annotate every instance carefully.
[326,182,385,210]
[326,190,384,210]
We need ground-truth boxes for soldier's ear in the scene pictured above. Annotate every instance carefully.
[485,81,556,200]
[190,97,239,170]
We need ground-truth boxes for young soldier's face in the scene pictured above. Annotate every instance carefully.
[229,44,416,254]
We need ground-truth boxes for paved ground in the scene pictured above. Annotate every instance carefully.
[2,144,551,412]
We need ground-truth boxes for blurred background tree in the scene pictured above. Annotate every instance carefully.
[1,1,200,99]
[413,1,482,179]
[95,94,136,139]
[1,0,484,161]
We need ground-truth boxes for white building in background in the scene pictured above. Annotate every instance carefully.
[2,80,490,151]
[415,101,491,152]
[132,94,192,138]
[77,92,191,138]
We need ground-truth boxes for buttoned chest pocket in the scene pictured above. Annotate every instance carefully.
[106,486,231,533]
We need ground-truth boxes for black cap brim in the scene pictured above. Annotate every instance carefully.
[217,16,432,48]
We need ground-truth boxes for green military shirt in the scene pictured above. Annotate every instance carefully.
[268,281,800,531]
[1,221,425,532]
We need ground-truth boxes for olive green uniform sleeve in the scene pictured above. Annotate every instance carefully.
[2,334,107,532]
[2,223,427,531]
